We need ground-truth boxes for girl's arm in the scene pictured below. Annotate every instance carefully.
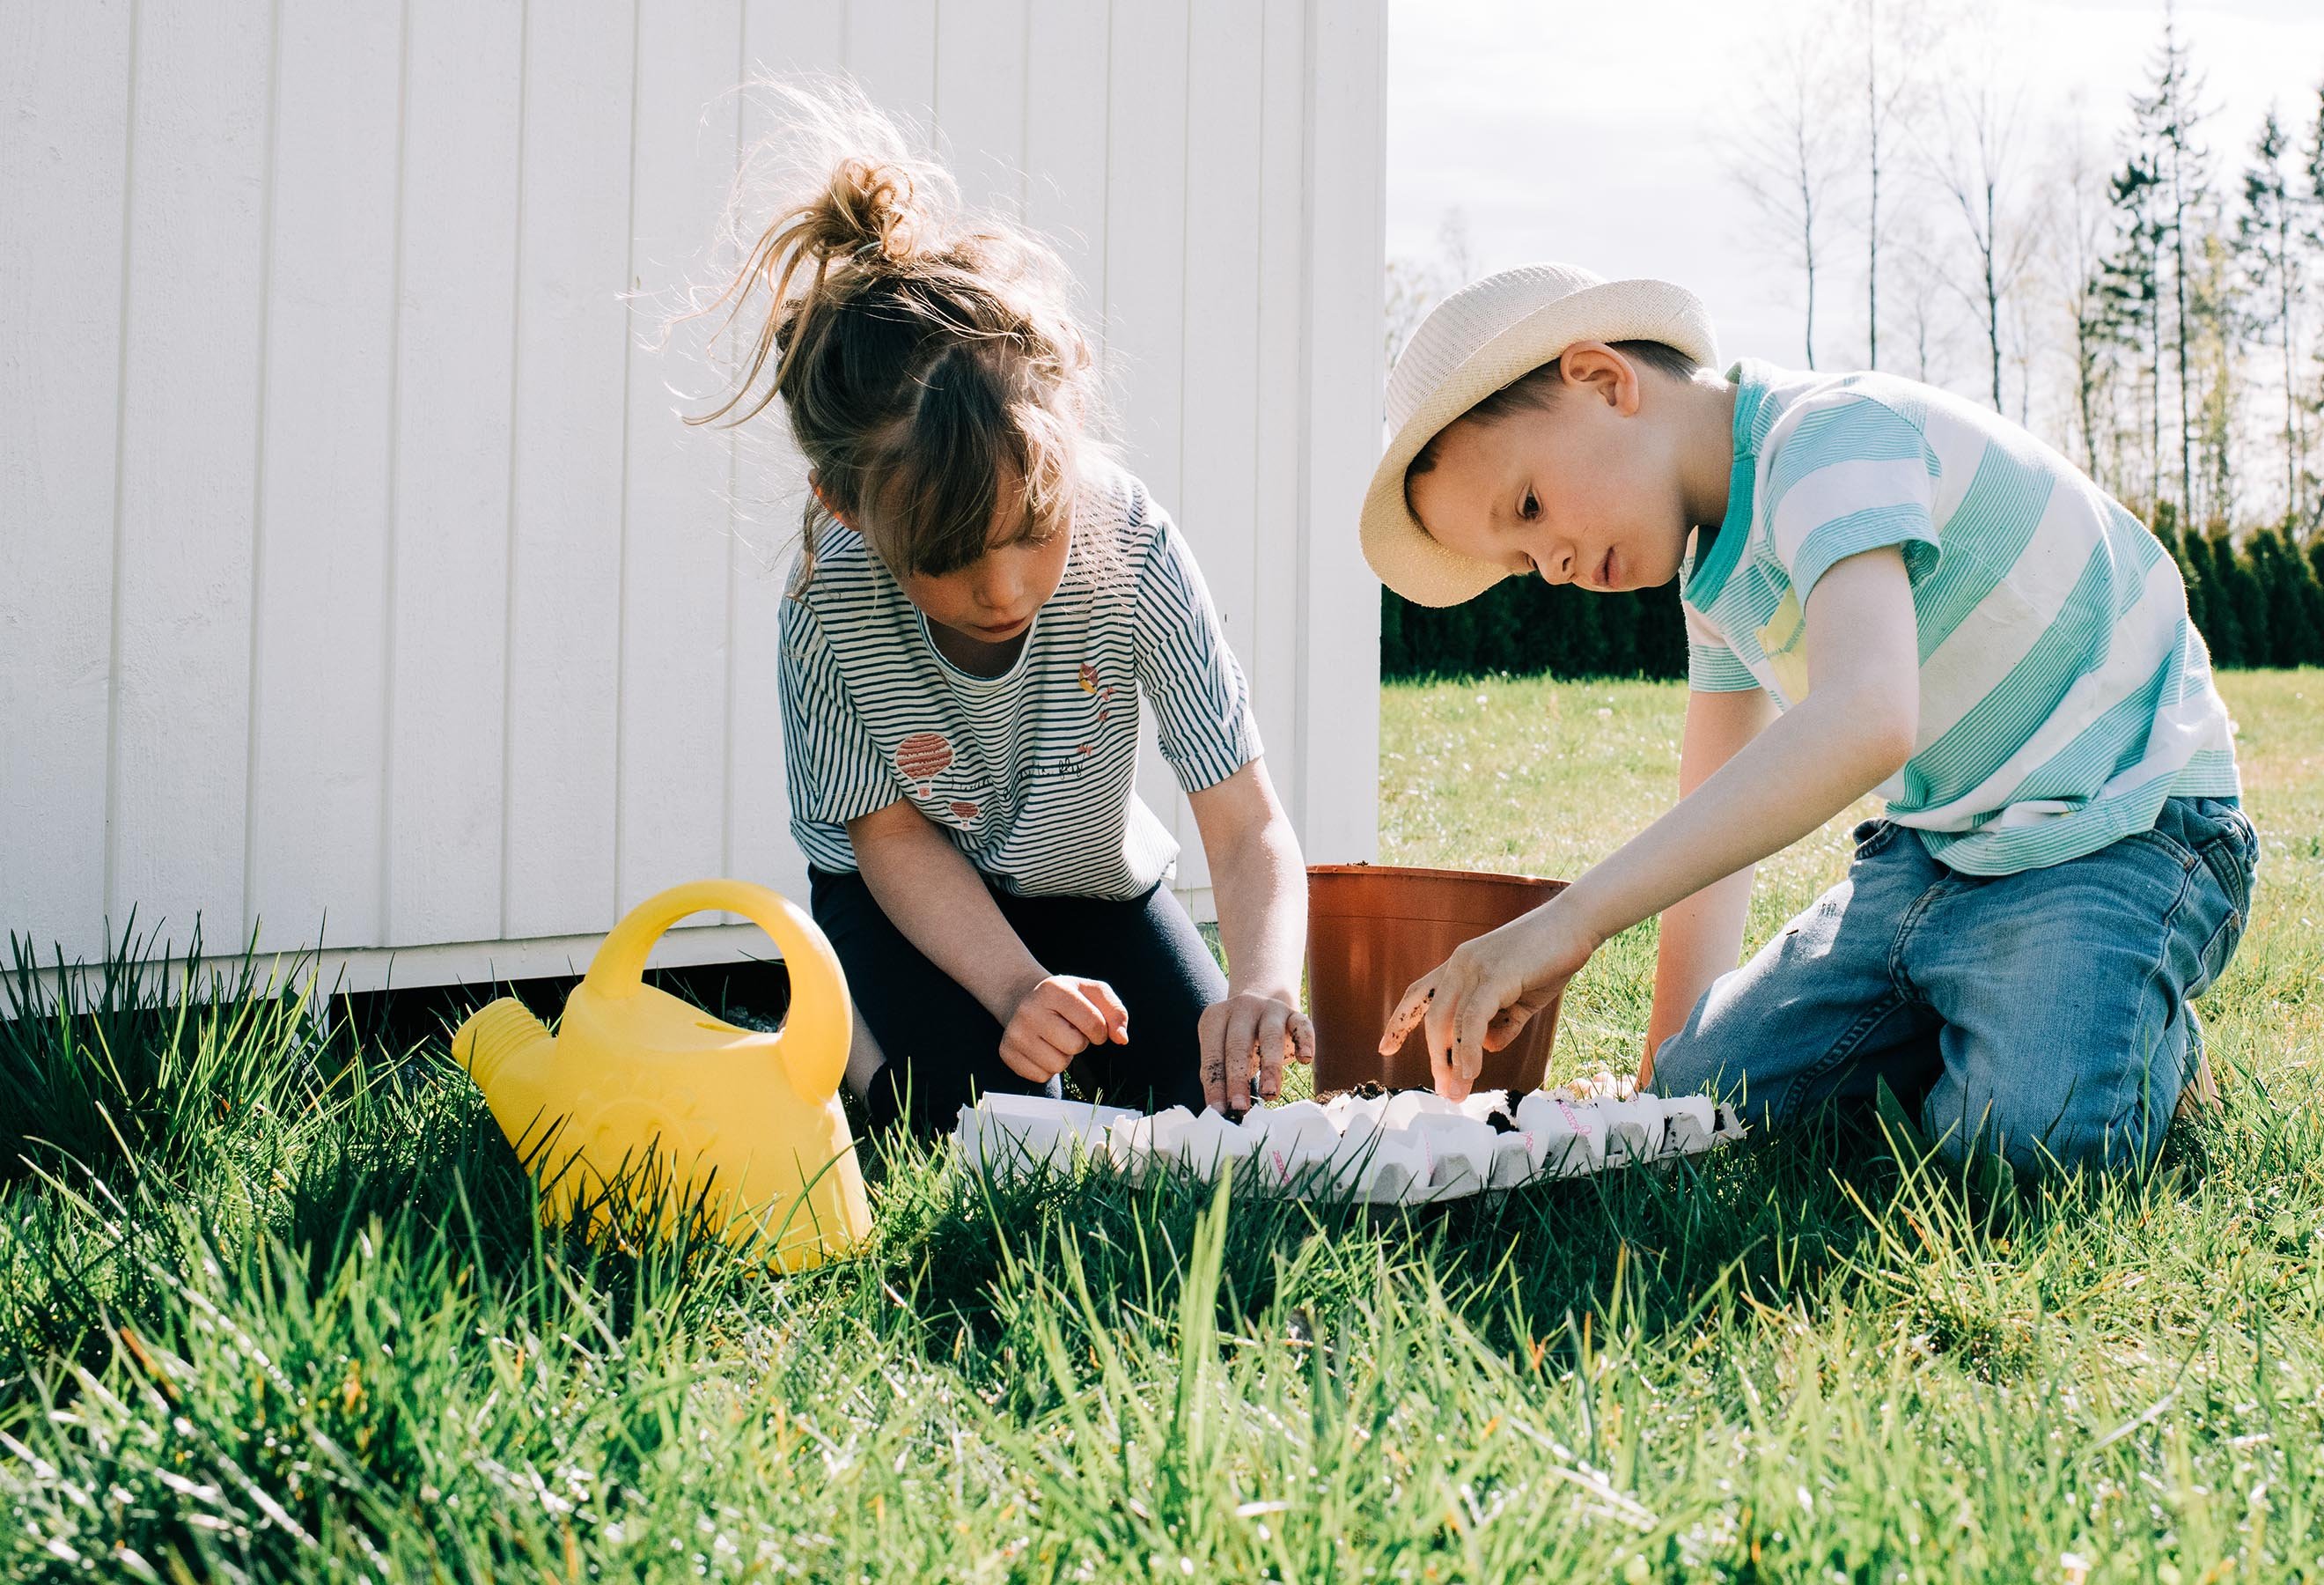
[848,798,1129,1083]
[1185,757,1316,1111]
[1637,684,1780,1087]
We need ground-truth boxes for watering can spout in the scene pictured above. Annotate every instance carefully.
[453,997,553,1093]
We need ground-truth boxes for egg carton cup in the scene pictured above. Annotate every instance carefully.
[953,1083,1744,1205]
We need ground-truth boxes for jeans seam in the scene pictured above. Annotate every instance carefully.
[1772,994,1916,1127]
[2087,847,2203,1162]
[1885,874,1950,1004]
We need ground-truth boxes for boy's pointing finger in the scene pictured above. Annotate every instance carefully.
[1379,979,1435,1054]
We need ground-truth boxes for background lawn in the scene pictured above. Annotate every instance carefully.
[3,672,2320,1581]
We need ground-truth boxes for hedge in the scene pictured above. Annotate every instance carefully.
[1379,511,2324,681]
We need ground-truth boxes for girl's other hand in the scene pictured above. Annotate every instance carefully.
[999,974,1129,1083]
[1200,992,1315,1114]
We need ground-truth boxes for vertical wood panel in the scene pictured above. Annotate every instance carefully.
[616,0,745,913]
[1102,0,1193,868]
[1248,0,1306,815]
[846,0,937,124]
[731,2,847,903]
[246,0,402,955]
[501,0,636,940]
[1296,0,1385,864]
[743,0,843,74]
[108,0,274,947]
[385,0,524,944]
[0,2,132,956]
[1022,0,1108,364]
[1173,0,1264,889]
[935,0,1027,217]
[4,1,1386,977]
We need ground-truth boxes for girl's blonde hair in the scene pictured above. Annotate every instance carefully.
[691,83,1099,592]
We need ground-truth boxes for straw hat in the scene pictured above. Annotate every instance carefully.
[1362,263,1718,608]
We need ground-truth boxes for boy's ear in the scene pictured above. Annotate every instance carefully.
[1558,341,1644,416]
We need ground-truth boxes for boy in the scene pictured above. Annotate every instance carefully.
[1364,263,2255,1174]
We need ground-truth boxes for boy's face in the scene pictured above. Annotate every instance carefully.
[1405,345,1692,595]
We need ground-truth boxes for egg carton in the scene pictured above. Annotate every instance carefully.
[952,1080,1745,1205]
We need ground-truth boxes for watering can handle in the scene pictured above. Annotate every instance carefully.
[583,880,852,1101]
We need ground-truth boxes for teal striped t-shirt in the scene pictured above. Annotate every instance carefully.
[1680,358,2239,875]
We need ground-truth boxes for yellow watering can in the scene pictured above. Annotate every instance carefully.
[451,879,872,1272]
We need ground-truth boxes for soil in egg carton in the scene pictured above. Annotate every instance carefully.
[1337,1080,1520,1134]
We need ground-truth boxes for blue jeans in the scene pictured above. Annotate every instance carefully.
[1651,796,2259,1174]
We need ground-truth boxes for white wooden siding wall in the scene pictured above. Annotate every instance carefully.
[1,0,1385,990]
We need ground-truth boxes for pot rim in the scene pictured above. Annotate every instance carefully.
[1307,862,1564,887]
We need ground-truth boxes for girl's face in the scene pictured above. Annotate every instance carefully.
[898,521,1070,645]
[865,467,1073,647]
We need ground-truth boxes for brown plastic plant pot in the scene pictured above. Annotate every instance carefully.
[1305,863,1570,1096]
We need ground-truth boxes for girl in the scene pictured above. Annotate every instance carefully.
[696,91,1313,1135]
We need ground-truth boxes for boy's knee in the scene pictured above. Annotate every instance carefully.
[1648,1026,1767,1124]
[1922,1053,2184,1177]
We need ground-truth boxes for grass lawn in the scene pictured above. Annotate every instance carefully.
[3,671,2320,1581]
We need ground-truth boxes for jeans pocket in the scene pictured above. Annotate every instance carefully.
[2195,897,2247,996]
[2194,803,2258,922]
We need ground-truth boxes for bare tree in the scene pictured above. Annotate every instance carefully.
[2055,113,2124,483]
[1730,9,1849,368]
[1886,210,1952,385]
[1855,0,1934,370]
[1383,208,1482,373]
[1920,71,2046,409]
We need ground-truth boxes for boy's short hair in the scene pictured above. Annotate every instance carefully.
[1407,339,1703,483]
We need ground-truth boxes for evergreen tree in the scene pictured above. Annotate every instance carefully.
[2253,529,2308,667]
[2220,531,2269,666]
[2190,530,2240,663]
[2300,84,2324,534]
[2235,106,2308,526]
[2159,513,2209,643]
[2107,151,2167,511]
[1379,588,1409,678]
[2127,5,2213,514]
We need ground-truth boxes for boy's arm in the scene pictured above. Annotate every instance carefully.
[1637,685,1781,1087]
[1382,547,1920,1098]
[1186,757,1316,1111]
[849,800,1129,1084]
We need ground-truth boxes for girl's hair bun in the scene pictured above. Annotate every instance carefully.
[689,78,1103,592]
[799,156,925,270]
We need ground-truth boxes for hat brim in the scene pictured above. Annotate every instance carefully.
[1362,278,1718,608]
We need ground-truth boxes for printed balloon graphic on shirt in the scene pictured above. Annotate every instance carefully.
[948,800,980,828]
[896,732,953,797]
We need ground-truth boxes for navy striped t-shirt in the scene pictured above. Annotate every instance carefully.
[778,465,1261,897]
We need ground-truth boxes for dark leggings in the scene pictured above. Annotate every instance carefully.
[808,867,1223,1136]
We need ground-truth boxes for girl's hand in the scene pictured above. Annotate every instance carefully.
[1000,975,1129,1083]
[1379,904,1601,1101]
[1199,992,1315,1114]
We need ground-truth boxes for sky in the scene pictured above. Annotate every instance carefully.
[1386,0,2324,389]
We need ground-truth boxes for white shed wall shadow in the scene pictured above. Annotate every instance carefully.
[1,0,1384,990]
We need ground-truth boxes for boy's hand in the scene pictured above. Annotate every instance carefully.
[1000,974,1129,1083]
[1200,991,1316,1113]
[1380,903,1601,1101]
